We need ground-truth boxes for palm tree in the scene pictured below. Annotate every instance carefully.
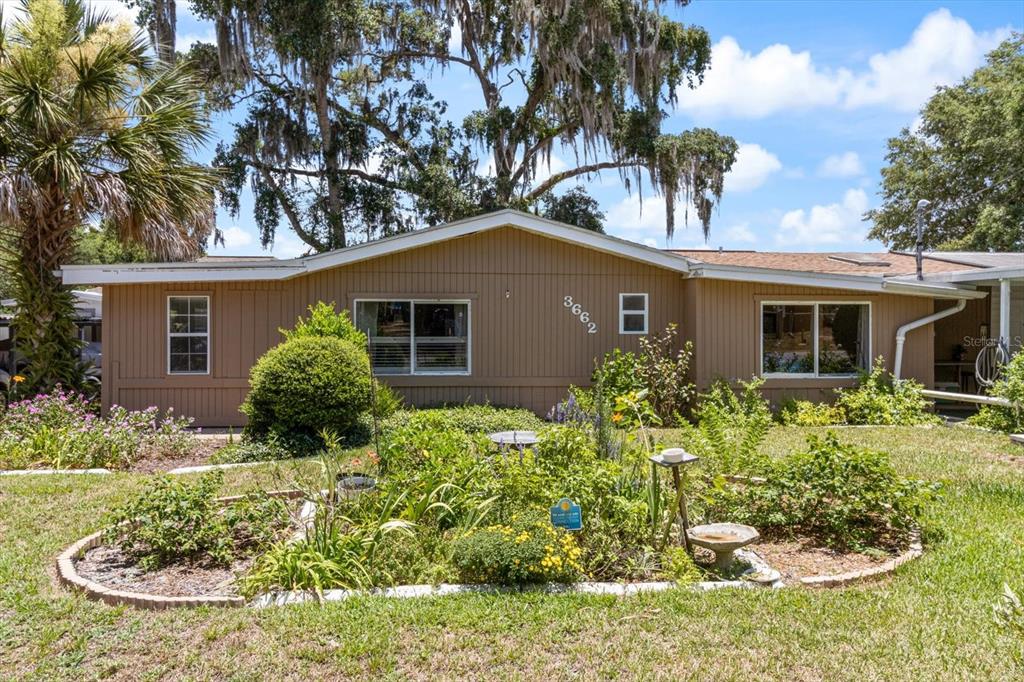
[0,0,218,392]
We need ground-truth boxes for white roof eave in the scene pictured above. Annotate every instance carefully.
[690,263,987,300]
[59,210,696,285]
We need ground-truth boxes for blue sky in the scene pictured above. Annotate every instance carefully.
[6,0,1022,257]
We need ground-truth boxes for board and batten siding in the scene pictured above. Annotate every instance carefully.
[688,278,936,404]
[103,228,686,425]
[102,227,940,425]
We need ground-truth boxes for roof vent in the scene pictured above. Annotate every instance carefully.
[827,253,892,267]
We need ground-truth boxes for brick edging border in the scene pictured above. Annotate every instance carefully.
[800,531,923,587]
[55,489,306,610]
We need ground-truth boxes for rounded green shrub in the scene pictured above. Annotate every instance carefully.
[241,336,371,440]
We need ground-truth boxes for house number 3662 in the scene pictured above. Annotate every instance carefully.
[563,296,597,334]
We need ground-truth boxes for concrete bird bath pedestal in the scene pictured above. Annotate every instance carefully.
[687,523,760,571]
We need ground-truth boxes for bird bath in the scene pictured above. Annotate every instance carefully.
[687,523,760,571]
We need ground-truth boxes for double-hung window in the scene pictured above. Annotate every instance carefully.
[168,295,209,374]
[761,301,870,377]
[619,293,648,334]
[355,300,470,375]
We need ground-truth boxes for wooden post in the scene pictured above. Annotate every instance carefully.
[671,466,691,553]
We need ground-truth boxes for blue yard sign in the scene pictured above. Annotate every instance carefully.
[550,498,582,531]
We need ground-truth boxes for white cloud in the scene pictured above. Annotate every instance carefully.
[725,143,782,192]
[176,29,216,52]
[605,194,668,239]
[725,222,757,244]
[677,9,1010,119]
[818,151,864,178]
[843,9,1009,110]
[215,226,253,250]
[775,189,870,246]
[676,37,847,118]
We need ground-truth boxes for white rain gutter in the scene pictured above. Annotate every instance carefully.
[893,298,967,380]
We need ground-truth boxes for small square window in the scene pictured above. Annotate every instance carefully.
[619,293,648,334]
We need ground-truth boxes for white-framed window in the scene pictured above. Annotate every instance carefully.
[760,301,871,378]
[354,299,470,375]
[167,295,210,374]
[619,293,648,334]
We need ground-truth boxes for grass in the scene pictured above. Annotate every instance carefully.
[2,426,1023,680]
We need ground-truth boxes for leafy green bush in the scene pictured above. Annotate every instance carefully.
[967,352,1024,433]
[593,324,696,425]
[834,358,940,426]
[779,399,847,426]
[451,513,584,584]
[708,433,935,551]
[241,336,371,442]
[281,301,366,346]
[105,472,287,569]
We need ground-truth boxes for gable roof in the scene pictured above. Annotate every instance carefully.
[59,209,985,299]
[60,209,697,285]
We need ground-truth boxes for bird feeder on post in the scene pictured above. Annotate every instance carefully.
[649,448,699,552]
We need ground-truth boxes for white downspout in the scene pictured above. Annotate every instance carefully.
[999,278,1011,352]
[894,298,967,380]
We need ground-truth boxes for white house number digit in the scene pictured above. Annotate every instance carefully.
[563,296,597,334]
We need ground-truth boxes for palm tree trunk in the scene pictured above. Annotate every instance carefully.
[12,214,83,393]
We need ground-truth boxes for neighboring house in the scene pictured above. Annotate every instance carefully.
[59,210,1021,427]
[0,289,103,374]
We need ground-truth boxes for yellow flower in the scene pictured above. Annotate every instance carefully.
[12,375,24,383]
[611,412,623,423]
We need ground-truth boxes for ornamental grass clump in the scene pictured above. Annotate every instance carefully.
[0,389,195,470]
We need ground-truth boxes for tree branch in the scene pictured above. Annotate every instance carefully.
[258,168,325,252]
[524,160,635,201]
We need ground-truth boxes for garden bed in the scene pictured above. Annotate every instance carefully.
[74,544,250,598]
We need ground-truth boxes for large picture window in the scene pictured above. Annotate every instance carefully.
[168,295,209,374]
[355,300,469,375]
[761,302,869,377]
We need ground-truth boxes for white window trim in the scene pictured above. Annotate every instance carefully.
[619,293,649,335]
[759,300,872,379]
[354,298,472,376]
[167,295,210,376]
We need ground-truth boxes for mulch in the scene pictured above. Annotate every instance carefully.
[749,536,892,582]
[128,436,230,474]
[75,544,252,597]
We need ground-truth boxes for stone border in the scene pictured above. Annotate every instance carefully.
[1,468,110,476]
[800,532,923,588]
[55,529,246,609]
[55,489,306,610]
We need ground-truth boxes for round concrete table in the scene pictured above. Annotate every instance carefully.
[488,430,539,462]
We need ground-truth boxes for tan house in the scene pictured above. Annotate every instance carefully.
[59,210,1021,427]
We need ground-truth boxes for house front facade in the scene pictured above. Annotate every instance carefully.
[61,210,1009,427]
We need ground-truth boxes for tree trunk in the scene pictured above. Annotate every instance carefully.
[12,212,83,393]
[314,71,346,249]
[150,0,177,64]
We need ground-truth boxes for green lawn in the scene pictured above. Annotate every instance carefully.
[2,426,1022,680]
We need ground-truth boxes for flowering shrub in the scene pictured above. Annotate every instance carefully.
[0,389,195,470]
[451,513,584,584]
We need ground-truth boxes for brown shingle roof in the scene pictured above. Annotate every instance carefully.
[667,250,983,277]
